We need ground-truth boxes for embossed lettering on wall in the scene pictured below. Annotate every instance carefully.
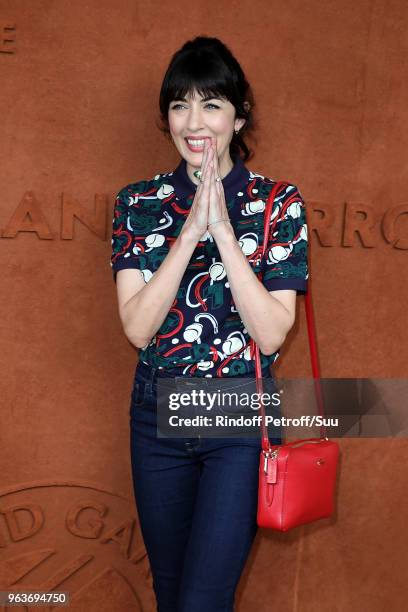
[1,191,408,250]
[0,22,16,54]
[0,481,156,611]
[1,192,109,240]
[0,194,407,249]
[307,200,408,250]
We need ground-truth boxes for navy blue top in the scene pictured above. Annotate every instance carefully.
[110,156,308,377]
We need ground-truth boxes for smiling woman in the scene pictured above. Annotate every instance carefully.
[167,91,246,183]
[111,35,308,612]
[158,36,254,172]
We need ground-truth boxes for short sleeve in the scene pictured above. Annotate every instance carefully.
[110,186,142,284]
[262,183,308,295]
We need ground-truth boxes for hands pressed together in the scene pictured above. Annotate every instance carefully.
[182,137,233,242]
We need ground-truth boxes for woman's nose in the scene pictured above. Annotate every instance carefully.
[185,106,204,131]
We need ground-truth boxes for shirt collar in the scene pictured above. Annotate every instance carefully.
[169,156,250,202]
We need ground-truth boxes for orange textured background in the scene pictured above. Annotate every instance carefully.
[1,1,407,610]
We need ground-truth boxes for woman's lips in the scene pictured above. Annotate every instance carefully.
[184,137,211,153]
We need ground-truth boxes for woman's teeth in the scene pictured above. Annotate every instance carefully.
[187,139,205,147]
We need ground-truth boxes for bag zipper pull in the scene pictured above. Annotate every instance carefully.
[263,454,268,473]
[263,449,278,484]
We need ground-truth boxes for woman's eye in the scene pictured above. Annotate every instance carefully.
[170,103,220,110]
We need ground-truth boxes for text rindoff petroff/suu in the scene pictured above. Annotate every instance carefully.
[166,415,339,428]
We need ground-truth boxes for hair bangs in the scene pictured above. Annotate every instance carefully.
[163,57,230,105]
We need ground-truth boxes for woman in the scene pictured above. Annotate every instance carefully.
[111,36,308,612]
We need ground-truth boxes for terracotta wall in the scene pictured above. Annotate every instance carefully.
[1,0,407,610]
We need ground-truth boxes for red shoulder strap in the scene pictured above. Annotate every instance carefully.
[254,181,326,451]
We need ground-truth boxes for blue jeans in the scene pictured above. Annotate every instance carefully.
[129,360,281,612]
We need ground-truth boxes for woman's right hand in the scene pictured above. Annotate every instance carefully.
[180,138,214,242]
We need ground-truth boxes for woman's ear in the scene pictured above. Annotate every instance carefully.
[234,101,251,132]
[234,116,247,132]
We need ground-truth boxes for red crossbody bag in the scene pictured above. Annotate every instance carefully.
[250,181,340,531]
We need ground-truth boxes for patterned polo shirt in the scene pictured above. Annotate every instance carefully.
[110,156,308,378]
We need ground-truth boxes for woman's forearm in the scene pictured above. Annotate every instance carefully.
[213,227,294,355]
[121,230,199,348]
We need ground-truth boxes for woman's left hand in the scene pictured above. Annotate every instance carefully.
[207,137,232,238]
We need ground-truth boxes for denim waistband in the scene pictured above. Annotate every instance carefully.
[134,359,274,387]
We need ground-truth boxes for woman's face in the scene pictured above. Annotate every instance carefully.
[167,89,246,178]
